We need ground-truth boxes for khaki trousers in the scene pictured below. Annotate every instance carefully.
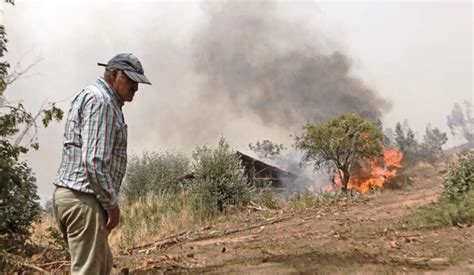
[53,187,113,275]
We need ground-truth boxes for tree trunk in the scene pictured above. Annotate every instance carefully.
[341,167,350,193]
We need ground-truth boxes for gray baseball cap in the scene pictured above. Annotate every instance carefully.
[98,53,151,85]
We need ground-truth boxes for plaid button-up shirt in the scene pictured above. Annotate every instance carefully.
[54,78,127,209]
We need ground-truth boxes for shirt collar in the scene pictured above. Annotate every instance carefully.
[96,77,124,107]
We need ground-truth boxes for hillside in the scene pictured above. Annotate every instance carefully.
[112,164,474,274]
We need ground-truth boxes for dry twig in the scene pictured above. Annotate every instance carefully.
[19,261,48,273]
[38,260,69,268]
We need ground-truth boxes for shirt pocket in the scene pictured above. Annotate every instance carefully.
[64,119,82,147]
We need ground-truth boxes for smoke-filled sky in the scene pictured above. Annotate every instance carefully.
[2,0,472,203]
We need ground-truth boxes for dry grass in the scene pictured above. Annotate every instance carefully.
[110,193,198,250]
[29,214,58,247]
[110,189,359,250]
[31,190,357,252]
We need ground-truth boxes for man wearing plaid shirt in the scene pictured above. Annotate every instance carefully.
[53,53,151,274]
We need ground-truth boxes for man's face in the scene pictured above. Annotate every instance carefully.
[113,71,139,102]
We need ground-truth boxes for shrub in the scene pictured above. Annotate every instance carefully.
[0,161,41,238]
[189,138,252,219]
[400,190,474,230]
[443,152,474,200]
[383,172,412,190]
[117,138,255,246]
[400,152,474,230]
[121,151,190,202]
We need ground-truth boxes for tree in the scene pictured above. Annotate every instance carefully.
[295,113,384,192]
[383,127,395,147]
[248,139,285,160]
[0,0,62,242]
[394,121,419,165]
[447,101,473,145]
[419,124,448,165]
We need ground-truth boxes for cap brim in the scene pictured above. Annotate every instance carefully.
[123,70,152,85]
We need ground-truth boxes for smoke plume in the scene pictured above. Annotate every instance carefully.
[193,1,390,128]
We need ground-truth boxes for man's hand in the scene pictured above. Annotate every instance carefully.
[105,205,120,231]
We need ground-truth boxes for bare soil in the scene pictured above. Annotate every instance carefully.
[113,165,474,274]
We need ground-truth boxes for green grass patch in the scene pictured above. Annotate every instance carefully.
[400,190,474,230]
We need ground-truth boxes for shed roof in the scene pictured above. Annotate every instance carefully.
[236,151,298,180]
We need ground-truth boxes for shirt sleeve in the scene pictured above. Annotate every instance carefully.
[81,99,118,210]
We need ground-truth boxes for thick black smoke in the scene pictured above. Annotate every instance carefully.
[193,1,390,127]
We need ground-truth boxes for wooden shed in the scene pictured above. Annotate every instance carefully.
[236,151,298,190]
[179,151,300,192]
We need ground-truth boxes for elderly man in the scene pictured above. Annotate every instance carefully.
[53,53,151,274]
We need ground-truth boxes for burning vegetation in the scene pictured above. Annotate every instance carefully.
[296,113,387,193]
[334,148,404,193]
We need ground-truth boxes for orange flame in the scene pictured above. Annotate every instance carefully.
[332,148,403,193]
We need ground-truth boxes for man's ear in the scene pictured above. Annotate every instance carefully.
[111,70,121,84]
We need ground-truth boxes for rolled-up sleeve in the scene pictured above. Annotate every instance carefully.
[81,99,118,210]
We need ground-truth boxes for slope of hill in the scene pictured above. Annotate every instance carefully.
[114,164,474,274]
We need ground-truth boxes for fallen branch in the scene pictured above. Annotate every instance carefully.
[38,260,70,268]
[160,215,292,248]
[247,205,267,211]
[220,215,291,236]
[19,262,48,273]
[127,230,190,252]
[247,201,270,211]
[125,215,292,255]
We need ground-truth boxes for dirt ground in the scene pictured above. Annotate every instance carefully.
[113,165,474,274]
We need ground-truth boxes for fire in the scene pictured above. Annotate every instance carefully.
[333,148,403,193]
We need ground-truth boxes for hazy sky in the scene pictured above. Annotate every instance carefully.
[2,0,472,203]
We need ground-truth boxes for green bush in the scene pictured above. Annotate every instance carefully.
[121,151,190,202]
[443,152,474,200]
[0,159,41,238]
[189,138,252,219]
[400,152,474,230]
